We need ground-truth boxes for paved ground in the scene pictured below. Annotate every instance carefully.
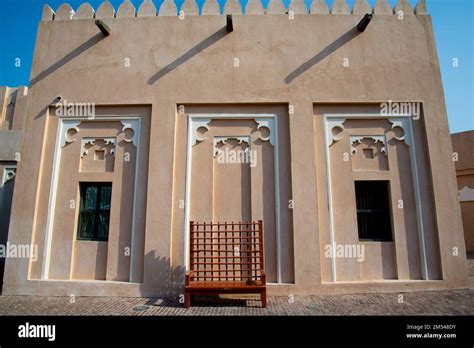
[0,255,472,316]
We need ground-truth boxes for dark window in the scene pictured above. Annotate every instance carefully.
[354,181,393,241]
[77,182,112,241]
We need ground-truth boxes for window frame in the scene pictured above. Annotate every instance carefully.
[354,180,393,242]
[77,182,112,242]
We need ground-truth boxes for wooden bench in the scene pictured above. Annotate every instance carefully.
[185,220,266,308]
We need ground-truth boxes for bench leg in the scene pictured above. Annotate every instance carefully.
[261,290,267,308]
[184,292,191,308]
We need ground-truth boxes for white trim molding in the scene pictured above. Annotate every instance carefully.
[389,118,408,144]
[0,167,17,246]
[326,117,346,146]
[350,135,387,156]
[42,115,142,283]
[213,136,251,158]
[59,120,81,148]
[120,119,140,147]
[255,117,276,146]
[190,118,212,147]
[80,137,116,158]
[323,113,429,282]
[184,113,282,283]
[2,167,16,185]
[459,186,474,202]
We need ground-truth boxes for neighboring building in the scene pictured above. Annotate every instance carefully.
[452,131,474,253]
[1,0,469,298]
[0,87,27,286]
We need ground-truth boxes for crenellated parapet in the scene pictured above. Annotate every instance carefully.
[41,0,428,21]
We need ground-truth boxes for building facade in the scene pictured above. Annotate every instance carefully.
[0,87,27,286]
[1,0,469,297]
[452,131,474,253]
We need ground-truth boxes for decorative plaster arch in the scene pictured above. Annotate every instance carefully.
[184,113,282,283]
[81,137,116,158]
[255,117,276,146]
[350,135,387,156]
[190,118,211,147]
[326,118,346,146]
[324,113,428,282]
[2,167,16,185]
[43,115,142,283]
[213,136,251,157]
[59,120,81,148]
[120,119,140,146]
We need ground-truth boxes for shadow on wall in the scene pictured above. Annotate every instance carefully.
[30,33,105,86]
[138,251,185,300]
[138,251,263,307]
[148,27,229,84]
[285,26,360,84]
[32,32,106,120]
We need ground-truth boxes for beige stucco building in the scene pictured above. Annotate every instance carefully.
[0,87,27,286]
[0,0,469,298]
[452,131,474,253]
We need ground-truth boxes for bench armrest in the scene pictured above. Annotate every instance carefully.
[185,271,194,286]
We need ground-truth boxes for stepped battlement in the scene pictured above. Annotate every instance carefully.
[42,0,428,21]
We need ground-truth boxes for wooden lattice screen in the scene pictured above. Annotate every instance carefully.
[189,220,265,283]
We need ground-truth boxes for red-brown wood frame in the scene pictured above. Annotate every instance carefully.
[185,220,267,308]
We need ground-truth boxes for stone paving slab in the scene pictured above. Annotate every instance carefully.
[0,257,472,316]
[0,288,472,316]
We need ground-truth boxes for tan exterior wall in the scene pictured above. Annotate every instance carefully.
[452,131,474,252]
[24,106,150,285]
[173,105,294,284]
[0,86,27,285]
[1,1,468,297]
[314,105,441,283]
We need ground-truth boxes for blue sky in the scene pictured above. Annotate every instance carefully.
[0,0,472,133]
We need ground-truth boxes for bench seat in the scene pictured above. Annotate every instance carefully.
[184,220,267,308]
[186,280,265,290]
[185,273,267,307]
